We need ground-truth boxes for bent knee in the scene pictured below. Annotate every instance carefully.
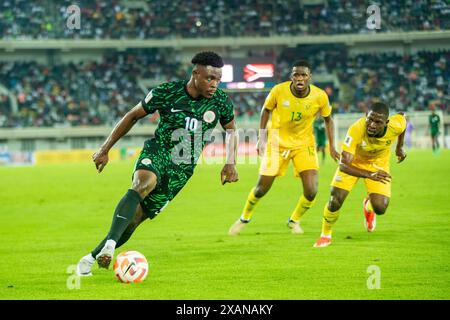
[373,205,387,215]
[370,196,389,215]
[132,180,155,197]
[328,197,343,212]
[132,171,157,197]
[254,186,269,198]
[303,190,317,202]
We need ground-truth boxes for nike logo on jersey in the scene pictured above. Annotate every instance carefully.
[116,214,127,220]
[171,108,183,112]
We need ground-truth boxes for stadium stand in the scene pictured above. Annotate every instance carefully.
[0,47,448,128]
[1,0,449,39]
[0,49,185,127]
[0,0,450,39]
[0,1,449,129]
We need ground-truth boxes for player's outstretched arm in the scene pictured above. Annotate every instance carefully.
[220,119,239,185]
[339,151,391,184]
[396,129,407,163]
[323,115,339,162]
[93,103,147,173]
[256,107,271,156]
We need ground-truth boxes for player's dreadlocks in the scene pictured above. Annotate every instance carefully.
[191,51,224,68]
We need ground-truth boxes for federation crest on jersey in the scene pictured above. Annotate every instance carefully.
[283,100,290,107]
[344,135,353,147]
[203,110,216,123]
[141,158,152,166]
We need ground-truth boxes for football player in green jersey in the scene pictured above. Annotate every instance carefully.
[314,115,327,163]
[428,110,441,153]
[77,52,239,276]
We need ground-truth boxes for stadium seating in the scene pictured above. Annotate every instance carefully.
[277,47,450,114]
[0,47,448,128]
[0,1,449,127]
[0,49,185,127]
[1,0,449,39]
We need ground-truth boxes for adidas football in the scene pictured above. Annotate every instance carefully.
[113,250,149,283]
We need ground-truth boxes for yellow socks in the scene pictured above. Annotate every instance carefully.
[321,204,340,237]
[290,195,316,222]
[241,188,261,221]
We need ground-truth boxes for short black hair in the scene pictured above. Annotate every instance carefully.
[292,59,311,70]
[370,102,390,117]
[191,51,224,68]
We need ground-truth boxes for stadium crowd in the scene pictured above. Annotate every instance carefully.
[1,0,449,39]
[278,47,449,114]
[0,49,185,127]
[0,48,448,128]
[0,0,449,128]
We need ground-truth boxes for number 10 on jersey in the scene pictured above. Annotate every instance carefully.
[185,117,199,131]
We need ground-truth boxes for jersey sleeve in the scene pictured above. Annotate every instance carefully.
[141,83,167,114]
[390,114,407,135]
[342,120,364,155]
[219,95,235,126]
[318,91,332,117]
[263,85,278,111]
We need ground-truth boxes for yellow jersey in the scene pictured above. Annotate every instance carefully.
[342,114,407,168]
[264,82,331,149]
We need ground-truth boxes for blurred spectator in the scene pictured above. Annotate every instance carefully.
[405,116,414,148]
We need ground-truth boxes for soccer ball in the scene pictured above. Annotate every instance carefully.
[113,251,149,283]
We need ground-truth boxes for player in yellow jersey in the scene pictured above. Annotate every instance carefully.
[314,102,407,248]
[229,60,339,235]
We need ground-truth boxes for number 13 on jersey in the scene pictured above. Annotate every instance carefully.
[291,112,302,122]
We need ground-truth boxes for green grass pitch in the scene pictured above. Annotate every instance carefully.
[0,150,449,300]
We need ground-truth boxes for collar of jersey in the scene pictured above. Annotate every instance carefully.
[289,82,311,99]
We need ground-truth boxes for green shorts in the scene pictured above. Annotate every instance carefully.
[316,135,326,148]
[133,139,194,219]
[431,130,439,138]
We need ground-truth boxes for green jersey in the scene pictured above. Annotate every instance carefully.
[141,80,235,167]
[314,119,326,147]
[429,113,440,136]
[136,80,235,219]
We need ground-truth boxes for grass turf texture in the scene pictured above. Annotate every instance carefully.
[0,150,449,299]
